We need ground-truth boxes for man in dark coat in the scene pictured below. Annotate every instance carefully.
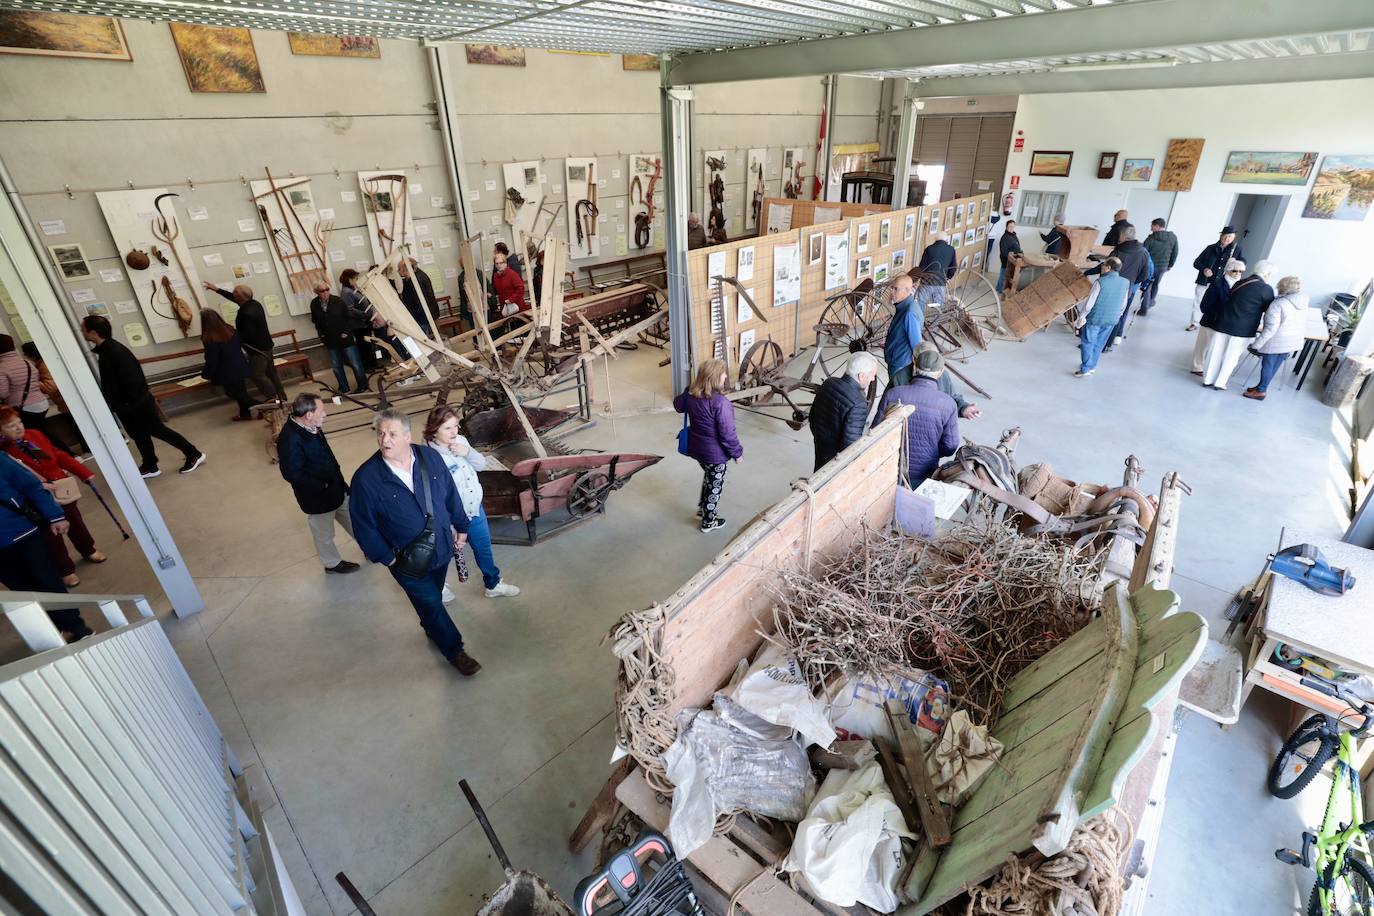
[1093,225,1151,347]
[1201,261,1276,390]
[310,283,368,393]
[204,282,286,401]
[1103,209,1130,248]
[809,352,878,471]
[80,315,203,478]
[1189,226,1243,331]
[876,348,959,486]
[917,232,957,283]
[996,220,1022,293]
[277,393,359,574]
[1138,219,1179,316]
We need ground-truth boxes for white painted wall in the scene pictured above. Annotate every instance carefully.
[1002,79,1374,306]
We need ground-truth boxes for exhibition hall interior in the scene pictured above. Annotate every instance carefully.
[4,1,1374,914]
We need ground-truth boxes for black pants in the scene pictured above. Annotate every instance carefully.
[247,351,287,402]
[118,396,199,470]
[222,381,257,419]
[0,531,91,637]
[1142,270,1167,312]
[697,461,726,525]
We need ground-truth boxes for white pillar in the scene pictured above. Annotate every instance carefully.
[427,45,476,241]
[0,160,203,616]
[889,81,919,211]
[661,62,695,394]
[817,75,839,202]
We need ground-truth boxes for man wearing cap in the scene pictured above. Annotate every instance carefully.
[877,348,959,486]
[1189,227,1244,332]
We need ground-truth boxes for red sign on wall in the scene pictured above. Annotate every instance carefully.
[1010,175,1021,189]
[1013,137,1025,152]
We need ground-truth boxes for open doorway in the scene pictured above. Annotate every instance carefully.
[1228,193,1289,263]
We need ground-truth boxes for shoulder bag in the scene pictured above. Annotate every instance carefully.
[677,413,691,456]
[392,447,438,579]
[50,474,81,506]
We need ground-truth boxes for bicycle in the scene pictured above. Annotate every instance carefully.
[1270,674,1374,915]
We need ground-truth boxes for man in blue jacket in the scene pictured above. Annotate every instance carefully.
[349,408,478,675]
[877,348,959,486]
[0,453,92,640]
[883,273,936,390]
[277,393,359,574]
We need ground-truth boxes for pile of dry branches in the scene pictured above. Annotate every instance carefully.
[768,522,1104,722]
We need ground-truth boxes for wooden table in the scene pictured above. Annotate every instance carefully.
[1291,309,1331,390]
[1239,530,1374,719]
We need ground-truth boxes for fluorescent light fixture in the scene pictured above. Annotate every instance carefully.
[1049,58,1180,73]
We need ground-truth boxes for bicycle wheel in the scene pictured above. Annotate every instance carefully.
[1269,714,1337,799]
[1309,850,1374,915]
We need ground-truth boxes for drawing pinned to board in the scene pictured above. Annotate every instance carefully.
[739,328,756,355]
[879,219,891,248]
[169,23,264,93]
[856,256,872,279]
[856,222,870,253]
[737,246,755,283]
[873,262,889,283]
[904,213,916,242]
[825,234,849,291]
[930,210,941,234]
[807,232,824,266]
[964,229,976,246]
[953,206,963,230]
[766,202,793,234]
[47,243,91,280]
[1303,155,1374,221]
[892,249,906,270]
[773,244,801,307]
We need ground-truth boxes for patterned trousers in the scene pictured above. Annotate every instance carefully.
[697,461,727,525]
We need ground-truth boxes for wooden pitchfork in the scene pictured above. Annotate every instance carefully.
[150,192,206,317]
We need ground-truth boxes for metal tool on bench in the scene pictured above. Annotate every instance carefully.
[573,830,703,916]
[1270,543,1356,596]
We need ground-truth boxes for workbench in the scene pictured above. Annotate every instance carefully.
[1290,309,1332,391]
[1238,530,1374,719]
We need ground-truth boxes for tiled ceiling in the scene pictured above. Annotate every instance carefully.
[2,0,1145,54]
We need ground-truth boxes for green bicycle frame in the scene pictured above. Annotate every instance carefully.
[1313,729,1373,913]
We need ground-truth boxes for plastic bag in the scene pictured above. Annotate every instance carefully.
[731,643,837,749]
[784,760,915,912]
[828,667,951,746]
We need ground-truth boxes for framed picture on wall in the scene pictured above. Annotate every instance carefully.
[879,219,891,248]
[856,256,872,279]
[1221,151,1319,186]
[807,232,824,266]
[48,243,91,280]
[892,249,906,269]
[0,11,131,60]
[856,223,870,253]
[1097,152,1119,179]
[929,210,940,234]
[1122,158,1155,182]
[903,213,915,241]
[1029,150,1074,177]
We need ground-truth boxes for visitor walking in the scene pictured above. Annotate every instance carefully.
[203,283,287,402]
[199,309,260,422]
[876,348,959,486]
[1245,276,1308,401]
[673,359,743,533]
[1073,257,1130,378]
[276,393,360,574]
[1189,227,1244,331]
[1191,259,1246,375]
[1202,261,1276,390]
[1139,218,1179,316]
[808,351,877,471]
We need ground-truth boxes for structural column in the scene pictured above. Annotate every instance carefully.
[889,80,918,211]
[427,44,476,241]
[660,61,695,394]
[0,159,203,616]
[817,75,839,201]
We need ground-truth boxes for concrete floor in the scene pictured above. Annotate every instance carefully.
[9,292,1354,915]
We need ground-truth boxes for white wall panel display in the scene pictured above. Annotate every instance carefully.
[357,170,417,264]
[502,160,544,237]
[565,156,601,260]
[95,189,206,343]
[704,150,728,241]
[745,148,768,232]
[782,147,808,198]
[628,153,662,251]
[249,176,329,316]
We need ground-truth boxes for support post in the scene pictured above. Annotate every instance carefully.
[427,45,475,240]
[817,75,839,201]
[889,80,918,211]
[661,60,695,394]
[0,156,203,616]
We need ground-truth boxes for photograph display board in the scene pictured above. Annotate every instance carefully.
[628,153,662,250]
[249,176,326,315]
[95,188,207,342]
[565,156,601,260]
[357,169,418,265]
[757,197,887,235]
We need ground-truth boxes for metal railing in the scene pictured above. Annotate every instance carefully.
[0,592,307,914]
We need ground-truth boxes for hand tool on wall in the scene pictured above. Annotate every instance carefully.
[574,161,599,255]
[255,168,329,293]
[632,157,661,250]
[150,192,206,323]
[706,156,727,240]
[124,243,150,270]
[148,277,193,337]
[784,156,805,199]
[750,160,764,229]
[364,174,409,258]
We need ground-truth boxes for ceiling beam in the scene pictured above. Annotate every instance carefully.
[909,49,1374,97]
[667,0,1374,84]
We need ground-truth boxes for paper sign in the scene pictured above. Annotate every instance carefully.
[237,218,256,233]
[188,206,209,221]
[421,253,435,265]
[355,260,369,272]
[915,479,971,519]
[252,261,271,274]
[489,215,500,226]
[553,184,562,194]
[98,268,123,283]
[737,296,752,324]
[245,240,265,254]
[123,323,149,347]
[438,237,452,249]
[737,246,755,283]
[469,191,480,202]
[443,268,458,279]
[114,299,138,314]
[615,234,628,256]
[71,287,97,303]
[39,219,66,236]
[340,191,357,203]
[348,234,364,247]
[615,199,624,209]
[262,294,284,316]
[232,263,252,279]
[612,169,622,179]
[319,208,336,220]
[431,276,444,293]
[597,179,607,188]
[431,196,444,208]
[330,250,345,262]
[484,180,497,191]
[410,183,423,194]
[416,224,430,236]
[203,252,224,266]
[539,175,548,184]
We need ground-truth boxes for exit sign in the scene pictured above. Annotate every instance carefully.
[1013,137,1025,152]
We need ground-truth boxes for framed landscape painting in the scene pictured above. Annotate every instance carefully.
[1122,158,1154,182]
[623,53,657,71]
[0,11,130,60]
[1221,151,1318,186]
[287,32,380,58]
[1303,155,1374,221]
[466,44,525,66]
[170,23,265,92]
[1029,151,1073,177]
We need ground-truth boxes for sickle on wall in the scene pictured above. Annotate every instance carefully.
[150,191,205,333]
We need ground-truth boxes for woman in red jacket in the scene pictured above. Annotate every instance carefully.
[0,406,105,586]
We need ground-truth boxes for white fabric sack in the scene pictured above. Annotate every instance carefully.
[827,667,951,746]
[732,643,837,749]
[664,711,715,859]
[784,760,915,912]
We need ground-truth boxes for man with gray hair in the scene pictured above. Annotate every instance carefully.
[687,213,707,250]
[204,281,286,402]
[1202,259,1277,390]
[808,351,878,471]
[276,392,358,574]
[349,408,479,675]
[917,231,957,283]
[877,348,959,486]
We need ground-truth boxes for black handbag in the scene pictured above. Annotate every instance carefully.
[392,447,438,579]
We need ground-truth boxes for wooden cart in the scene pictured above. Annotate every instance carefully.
[571,411,1189,915]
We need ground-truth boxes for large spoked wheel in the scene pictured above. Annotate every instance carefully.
[926,271,1003,361]
[737,339,784,405]
[567,471,610,518]
[1310,849,1374,915]
[1269,714,1337,799]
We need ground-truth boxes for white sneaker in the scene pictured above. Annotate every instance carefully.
[485,581,520,598]
[441,585,455,603]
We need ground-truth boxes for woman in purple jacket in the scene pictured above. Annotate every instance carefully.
[673,359,743,533]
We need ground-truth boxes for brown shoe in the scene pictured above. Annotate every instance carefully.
[1243,389,1266,400]
[1189,370,1204,377]
[451,652,482,676]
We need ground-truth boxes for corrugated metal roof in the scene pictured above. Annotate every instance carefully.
[3,0,1146,54]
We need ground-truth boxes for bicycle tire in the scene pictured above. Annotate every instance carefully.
[1270,715,1336,799]
[1308,849,1374,915]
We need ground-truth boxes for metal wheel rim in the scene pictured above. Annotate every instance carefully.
[568,471,610,517]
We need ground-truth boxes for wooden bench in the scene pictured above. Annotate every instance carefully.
[579,252,666,291]
[141,329,313,408]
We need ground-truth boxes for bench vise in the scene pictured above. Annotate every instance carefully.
[1270,544,1356,597]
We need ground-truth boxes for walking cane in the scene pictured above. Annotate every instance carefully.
[87,482,131,540]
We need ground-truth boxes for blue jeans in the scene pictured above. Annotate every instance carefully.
[1079,324,1114,372]
[328,345,367,391]
[1257,352,1287,392]
[390,563,464,659]
[995,265,1007,292]
[1109,285,1139,343]
[464,507,501,590]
